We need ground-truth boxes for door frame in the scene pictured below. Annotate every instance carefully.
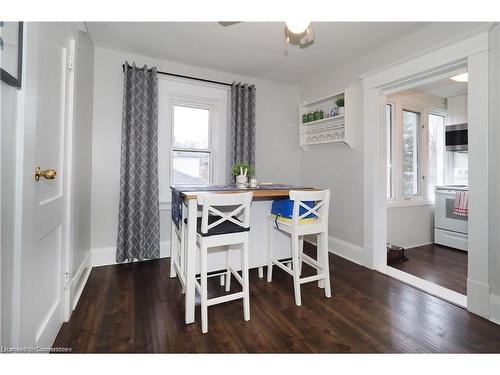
[10,22,77,346]
[62,37,76,322]
[362,30,492,318]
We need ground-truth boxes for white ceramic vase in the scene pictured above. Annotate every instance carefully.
[236,174,248,189]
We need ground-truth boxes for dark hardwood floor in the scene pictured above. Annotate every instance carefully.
[53,244,500,353]
[390,244,467,295]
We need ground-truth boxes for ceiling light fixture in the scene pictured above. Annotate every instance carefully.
[450,72,468,82]
[285,21,311,35]
[284,21,314,50]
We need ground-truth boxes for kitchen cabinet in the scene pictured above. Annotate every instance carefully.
[446,94,467,125]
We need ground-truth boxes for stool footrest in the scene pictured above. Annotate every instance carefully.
[196,269,232,279]
[301,253,323,271]
[207,292,245,307]
[299,274,326,284]
[272,258,294,276]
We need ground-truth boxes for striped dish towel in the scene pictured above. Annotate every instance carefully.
[453,191,468,217]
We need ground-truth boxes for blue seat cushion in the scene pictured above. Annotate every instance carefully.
[184,216,250,237]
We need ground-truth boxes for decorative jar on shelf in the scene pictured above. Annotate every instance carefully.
[335,98,345,116]
[313,110,324,121]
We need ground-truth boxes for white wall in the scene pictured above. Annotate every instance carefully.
[69,31,94,301]
[0,81,20,346]
[299,23,487,249]
[90,46,300,260]
[387,205,434,249]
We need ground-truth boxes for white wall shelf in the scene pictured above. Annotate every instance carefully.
[299,85,358,150]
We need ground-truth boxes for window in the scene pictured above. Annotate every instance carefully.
[402,110,421,197]
[171,105,212,185]
[428,113,445,200]
[386,104,394,199]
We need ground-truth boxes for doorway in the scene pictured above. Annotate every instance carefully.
[362,31,491,318]
[385,74,469,302]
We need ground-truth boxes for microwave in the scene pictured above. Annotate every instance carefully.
[445,123,468,151]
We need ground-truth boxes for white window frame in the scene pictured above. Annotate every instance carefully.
[400,106,424,200]
[387,99,433,207]
[157,77,229,206]
[427,110,447,199]
[170,98,216,186]
[386,102,396,201]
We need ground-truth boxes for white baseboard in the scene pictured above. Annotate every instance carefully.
[35,300,61,347]
[362,243,374,269]
[328,236,364,265]
[91,240,171,267]
[70,250,92,311]
[467,278,491,319]
[305,235,363,266]
[489,294,500,325]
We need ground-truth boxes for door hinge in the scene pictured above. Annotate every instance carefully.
[68,54,75,72]
[64,272,70,289]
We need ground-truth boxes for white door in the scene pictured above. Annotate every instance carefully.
[16,23,73,347]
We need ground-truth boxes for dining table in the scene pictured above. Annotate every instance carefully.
[170,184,316,324]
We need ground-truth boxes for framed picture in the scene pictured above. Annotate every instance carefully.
[1,21,23,89]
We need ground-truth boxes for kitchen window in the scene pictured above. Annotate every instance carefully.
[171,105,212,185]
[402,110,421,197]
[386,103,394,199]
[386,93,449,206]
[428,113,445,201]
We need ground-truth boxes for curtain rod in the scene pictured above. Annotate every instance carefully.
[122,64,254,89]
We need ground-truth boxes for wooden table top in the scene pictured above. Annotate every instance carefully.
[181,187,317,200]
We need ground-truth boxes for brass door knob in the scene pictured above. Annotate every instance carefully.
[34,166,57,181]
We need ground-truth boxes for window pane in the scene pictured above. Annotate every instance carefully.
[428,114,445,201]
[173,106,210,149]
[402,110,420,196]
[386,104,393,199]
[172,151,210,185]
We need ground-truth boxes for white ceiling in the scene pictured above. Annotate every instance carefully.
[85,22,431,83]
[414,78,468,98]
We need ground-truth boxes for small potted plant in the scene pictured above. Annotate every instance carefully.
[232,162,254,188]
[336,97,345,116]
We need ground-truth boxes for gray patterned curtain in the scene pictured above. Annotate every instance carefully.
[116,62,160,263]
[229,82,256,181]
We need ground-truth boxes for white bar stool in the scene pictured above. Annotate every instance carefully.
[195,192,253,334]
[266,190,331,306]
[170,202,187,293]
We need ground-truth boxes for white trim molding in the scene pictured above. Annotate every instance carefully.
[328,236,363,266]
[70,251,92,312]
[306,236,363,266]
[362,31,490,90]
[362,30,493,320]
[91,240,171,268]
[490,294,500,325]
[159,201,172,211]
[467,278,491,318]
[386,267,467,308]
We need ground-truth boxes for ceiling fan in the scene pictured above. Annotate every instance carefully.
[218,21,315,49]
